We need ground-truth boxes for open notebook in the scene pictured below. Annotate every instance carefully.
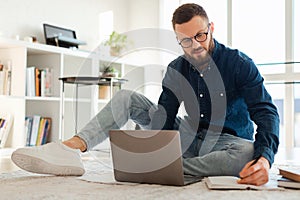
[205,176,282,190]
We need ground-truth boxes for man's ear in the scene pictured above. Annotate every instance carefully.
[210,22,215,34]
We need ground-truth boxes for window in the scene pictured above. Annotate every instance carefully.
[265,84,285,148]
[294,0,300,145]
[294,0,300,72]
[232,0,285,71]
[295,84,300,147]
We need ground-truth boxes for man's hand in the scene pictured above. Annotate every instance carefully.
[237,157,270,186]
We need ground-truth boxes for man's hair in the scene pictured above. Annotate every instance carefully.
[172,3,209,30]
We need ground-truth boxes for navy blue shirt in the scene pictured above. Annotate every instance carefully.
[152,39,279,166]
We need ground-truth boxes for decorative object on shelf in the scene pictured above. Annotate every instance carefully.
[23,36,37,43]
[104,31,128,56]
[43,23,86,49]
[103,65,119,78]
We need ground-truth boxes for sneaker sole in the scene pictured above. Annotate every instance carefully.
[11,152,85,176]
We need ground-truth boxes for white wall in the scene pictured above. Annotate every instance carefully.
[127,0,160,31]
[0,0,160,51]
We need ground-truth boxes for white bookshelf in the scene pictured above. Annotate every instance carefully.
[0,38,95,147]
[0,37,148,148]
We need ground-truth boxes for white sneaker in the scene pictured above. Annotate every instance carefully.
[11,142,85,176]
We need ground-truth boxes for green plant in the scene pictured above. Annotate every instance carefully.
[104,31,128,56]
[103,65,119,77]
[104,65,117,73]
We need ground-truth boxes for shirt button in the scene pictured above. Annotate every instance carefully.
[200,114,204,118]
[199,93,203,98]
[197,134,203,140]
[220,93,224,97]
[200,73,204,77]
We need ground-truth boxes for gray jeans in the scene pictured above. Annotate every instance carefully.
[77,90,254,177]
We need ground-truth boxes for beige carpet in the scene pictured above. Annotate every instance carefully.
[1,151,300,200]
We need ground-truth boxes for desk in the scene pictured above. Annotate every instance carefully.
[59,76,127,138]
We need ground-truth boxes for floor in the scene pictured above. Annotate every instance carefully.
[1,147,300,174]
[0,148,19,173]
[2,147,299,200]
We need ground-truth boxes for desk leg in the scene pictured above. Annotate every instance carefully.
[110,78,113,99]
[60,81,65,140]
[75,83,79,134]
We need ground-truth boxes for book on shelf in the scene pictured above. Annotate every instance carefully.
[40,68,52,97]
[25,115,51,146]
[26,66,53,97]
[0,113,13,148]
[205,176,281,190]
[26,66,36,96]
[0,61,12,96]
[35,67,40,96]
[25,116,33,146]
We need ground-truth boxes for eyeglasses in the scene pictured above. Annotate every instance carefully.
[178,24,211,48]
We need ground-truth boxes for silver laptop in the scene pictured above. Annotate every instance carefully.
[109,130,202,186]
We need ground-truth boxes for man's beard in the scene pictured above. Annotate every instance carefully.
[184,36,214,71]
[184,48,210,71]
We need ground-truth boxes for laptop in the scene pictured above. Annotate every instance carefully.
[109,130,203,186]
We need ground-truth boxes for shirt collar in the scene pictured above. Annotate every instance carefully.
[211,39,219,60]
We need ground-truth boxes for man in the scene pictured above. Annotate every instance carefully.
[12,3,279,186]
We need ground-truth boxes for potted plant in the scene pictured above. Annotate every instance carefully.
[104,31,128,56]
[102,65,119,78]
[99,65,119,99]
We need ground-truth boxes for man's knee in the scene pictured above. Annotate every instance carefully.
[114,89,134,99]
[240,141,254,160]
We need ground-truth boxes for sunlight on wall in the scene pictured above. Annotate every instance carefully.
[98,10,113,44]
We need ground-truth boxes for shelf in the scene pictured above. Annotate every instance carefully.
[63,97,92,103]
[0,95,24,100]
[25,96,60,101]
[0,37,92,58]
[98,99,110,104]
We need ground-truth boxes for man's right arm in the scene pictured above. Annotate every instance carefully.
[151,66,182,130]
[151,86,180,130]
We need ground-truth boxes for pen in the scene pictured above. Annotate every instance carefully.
[238,156,262,181]
[250,156,261,167]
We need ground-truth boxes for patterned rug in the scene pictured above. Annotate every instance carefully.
[1,151,299,200]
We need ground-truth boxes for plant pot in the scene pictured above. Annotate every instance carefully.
[110,46,121,57]
[98,86,110,99]
[103,71,119,78]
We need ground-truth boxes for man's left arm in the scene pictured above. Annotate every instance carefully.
[236,59,280,185]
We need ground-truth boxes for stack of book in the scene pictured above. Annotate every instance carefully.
[25,115,51,146]
[278,167,300,189]
[26,66,52,97]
